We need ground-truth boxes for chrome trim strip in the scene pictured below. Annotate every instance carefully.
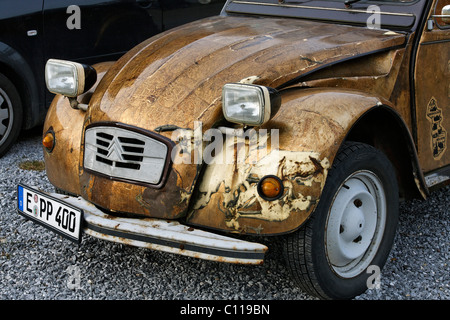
[230,0,415,17]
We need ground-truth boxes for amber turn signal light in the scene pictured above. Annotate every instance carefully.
[42,131,55,152]
[257,175,284,200]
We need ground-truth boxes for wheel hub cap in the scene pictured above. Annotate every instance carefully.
[326,171,386,278]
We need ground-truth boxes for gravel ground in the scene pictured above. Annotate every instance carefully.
[0,126,449,303]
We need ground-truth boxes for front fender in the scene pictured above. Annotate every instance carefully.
[186,88,386,235]
[43,61,115,195]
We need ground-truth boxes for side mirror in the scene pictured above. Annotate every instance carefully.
[433,4,450,25]
[442,5,450,24]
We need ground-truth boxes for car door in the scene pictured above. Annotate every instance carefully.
[42,0,160,64]
[0,0,45,156]
[0,0,45,82]
[42,0,162,105]
[414,0,450,179]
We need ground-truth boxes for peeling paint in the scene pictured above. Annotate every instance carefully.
[190,130,330,232]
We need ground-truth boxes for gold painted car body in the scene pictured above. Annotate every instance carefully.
[43,0,449,237]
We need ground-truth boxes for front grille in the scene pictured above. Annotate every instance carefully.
[84,125,169,186]
[94,132,144,169]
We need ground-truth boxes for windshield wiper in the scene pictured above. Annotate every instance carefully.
[277,0,365,8]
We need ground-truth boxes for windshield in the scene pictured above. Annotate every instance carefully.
[224,0,427,30]
[332,1,416,2]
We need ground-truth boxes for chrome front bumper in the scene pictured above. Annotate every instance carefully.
[51,193,268,265]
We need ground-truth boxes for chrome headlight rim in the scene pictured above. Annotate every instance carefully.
[222,83,280,126]
[45,59,97,98]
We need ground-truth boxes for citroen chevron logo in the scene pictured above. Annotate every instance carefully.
[106,137,124,162]
[85,126,168,185]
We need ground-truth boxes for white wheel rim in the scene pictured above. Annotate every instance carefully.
[325,170,386,278]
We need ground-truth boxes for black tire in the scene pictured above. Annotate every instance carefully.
[283,142,399,299]
[0,73,23,157]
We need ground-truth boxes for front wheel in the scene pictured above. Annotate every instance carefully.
[283,142,399,299]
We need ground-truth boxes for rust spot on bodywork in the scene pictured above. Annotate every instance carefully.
[188,128,330,234]
[139,169,188,219]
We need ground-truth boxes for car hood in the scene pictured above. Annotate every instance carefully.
[86,15,406,132]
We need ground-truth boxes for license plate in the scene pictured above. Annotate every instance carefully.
[17,184,83,243]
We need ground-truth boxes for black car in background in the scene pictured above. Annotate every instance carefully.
[0,0,225,157]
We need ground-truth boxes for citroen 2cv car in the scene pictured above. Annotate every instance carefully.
[17,0,449,299]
